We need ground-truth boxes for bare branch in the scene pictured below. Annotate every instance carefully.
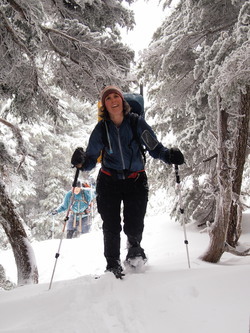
[203,154,218,163]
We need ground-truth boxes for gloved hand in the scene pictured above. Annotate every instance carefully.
[51,210,58,215]
[169,148,184,165]
[71,147,86,168]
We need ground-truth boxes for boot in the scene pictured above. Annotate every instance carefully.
[126,234,147,263]
[126,245,147,261]
[73,230,80,238]
[106,259,124,279]
[66,230,74,239]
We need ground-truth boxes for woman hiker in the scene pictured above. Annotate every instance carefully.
[71,85,184,278]
[52,181,93,238]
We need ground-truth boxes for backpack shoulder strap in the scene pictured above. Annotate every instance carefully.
[129,113,146,164]
[99,120,111,149]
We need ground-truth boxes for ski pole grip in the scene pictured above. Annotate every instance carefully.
[174,165,180,184]
[72,168,80,187]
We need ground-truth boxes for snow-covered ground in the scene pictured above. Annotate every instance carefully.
[1,211,250,333]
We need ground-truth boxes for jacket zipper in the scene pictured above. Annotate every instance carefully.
[116,127,126,178]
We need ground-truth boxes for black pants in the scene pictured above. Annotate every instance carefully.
[96,171,149,266]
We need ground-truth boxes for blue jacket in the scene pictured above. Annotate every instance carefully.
[56,189,92,214]
[83,113,170,172]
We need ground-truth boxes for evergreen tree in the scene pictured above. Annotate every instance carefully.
[0,0,135,118]
[140,0,250,261]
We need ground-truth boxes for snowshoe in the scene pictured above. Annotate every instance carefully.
[106,264,125,279]
[125,245,147,270]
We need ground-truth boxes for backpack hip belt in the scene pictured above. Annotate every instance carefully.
[101,168,145,179]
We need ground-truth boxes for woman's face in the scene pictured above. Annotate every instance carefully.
[104,92,123,117]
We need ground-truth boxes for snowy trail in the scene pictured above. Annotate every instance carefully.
[1,215,250,333]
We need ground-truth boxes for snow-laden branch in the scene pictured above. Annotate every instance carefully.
[6,0,28,21]
[41,25,130,73]
[0,8,33,59]
[0,118,27,171]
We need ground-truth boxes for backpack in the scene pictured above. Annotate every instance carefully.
[70,190,88,214]
[97,93,146,163]
[123,93,144,118]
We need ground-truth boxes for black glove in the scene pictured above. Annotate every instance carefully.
[169,148,184,165]
[51,210,58,215]
[71,147,86,167]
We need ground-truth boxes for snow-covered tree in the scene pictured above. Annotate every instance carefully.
[140,0,250,262]
[24,91,98,240]
[0,0,135,118]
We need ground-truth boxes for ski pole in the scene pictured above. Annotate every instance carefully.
[174,165,191,269]
[48,168,80,290]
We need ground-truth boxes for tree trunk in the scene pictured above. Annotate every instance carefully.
[227,87,250,246]
[201,88,250,262]
[0,181,38,285]
[201,98,232,262]
[201,181,232,262]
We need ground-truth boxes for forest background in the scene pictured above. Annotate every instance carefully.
[0,0,250,286]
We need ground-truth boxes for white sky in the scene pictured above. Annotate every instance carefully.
[121,0,166,56]
[121,0,179,57]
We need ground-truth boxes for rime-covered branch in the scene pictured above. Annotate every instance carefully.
[0,8,32,59]
[0,0,135,118]
[0,118,27,171]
